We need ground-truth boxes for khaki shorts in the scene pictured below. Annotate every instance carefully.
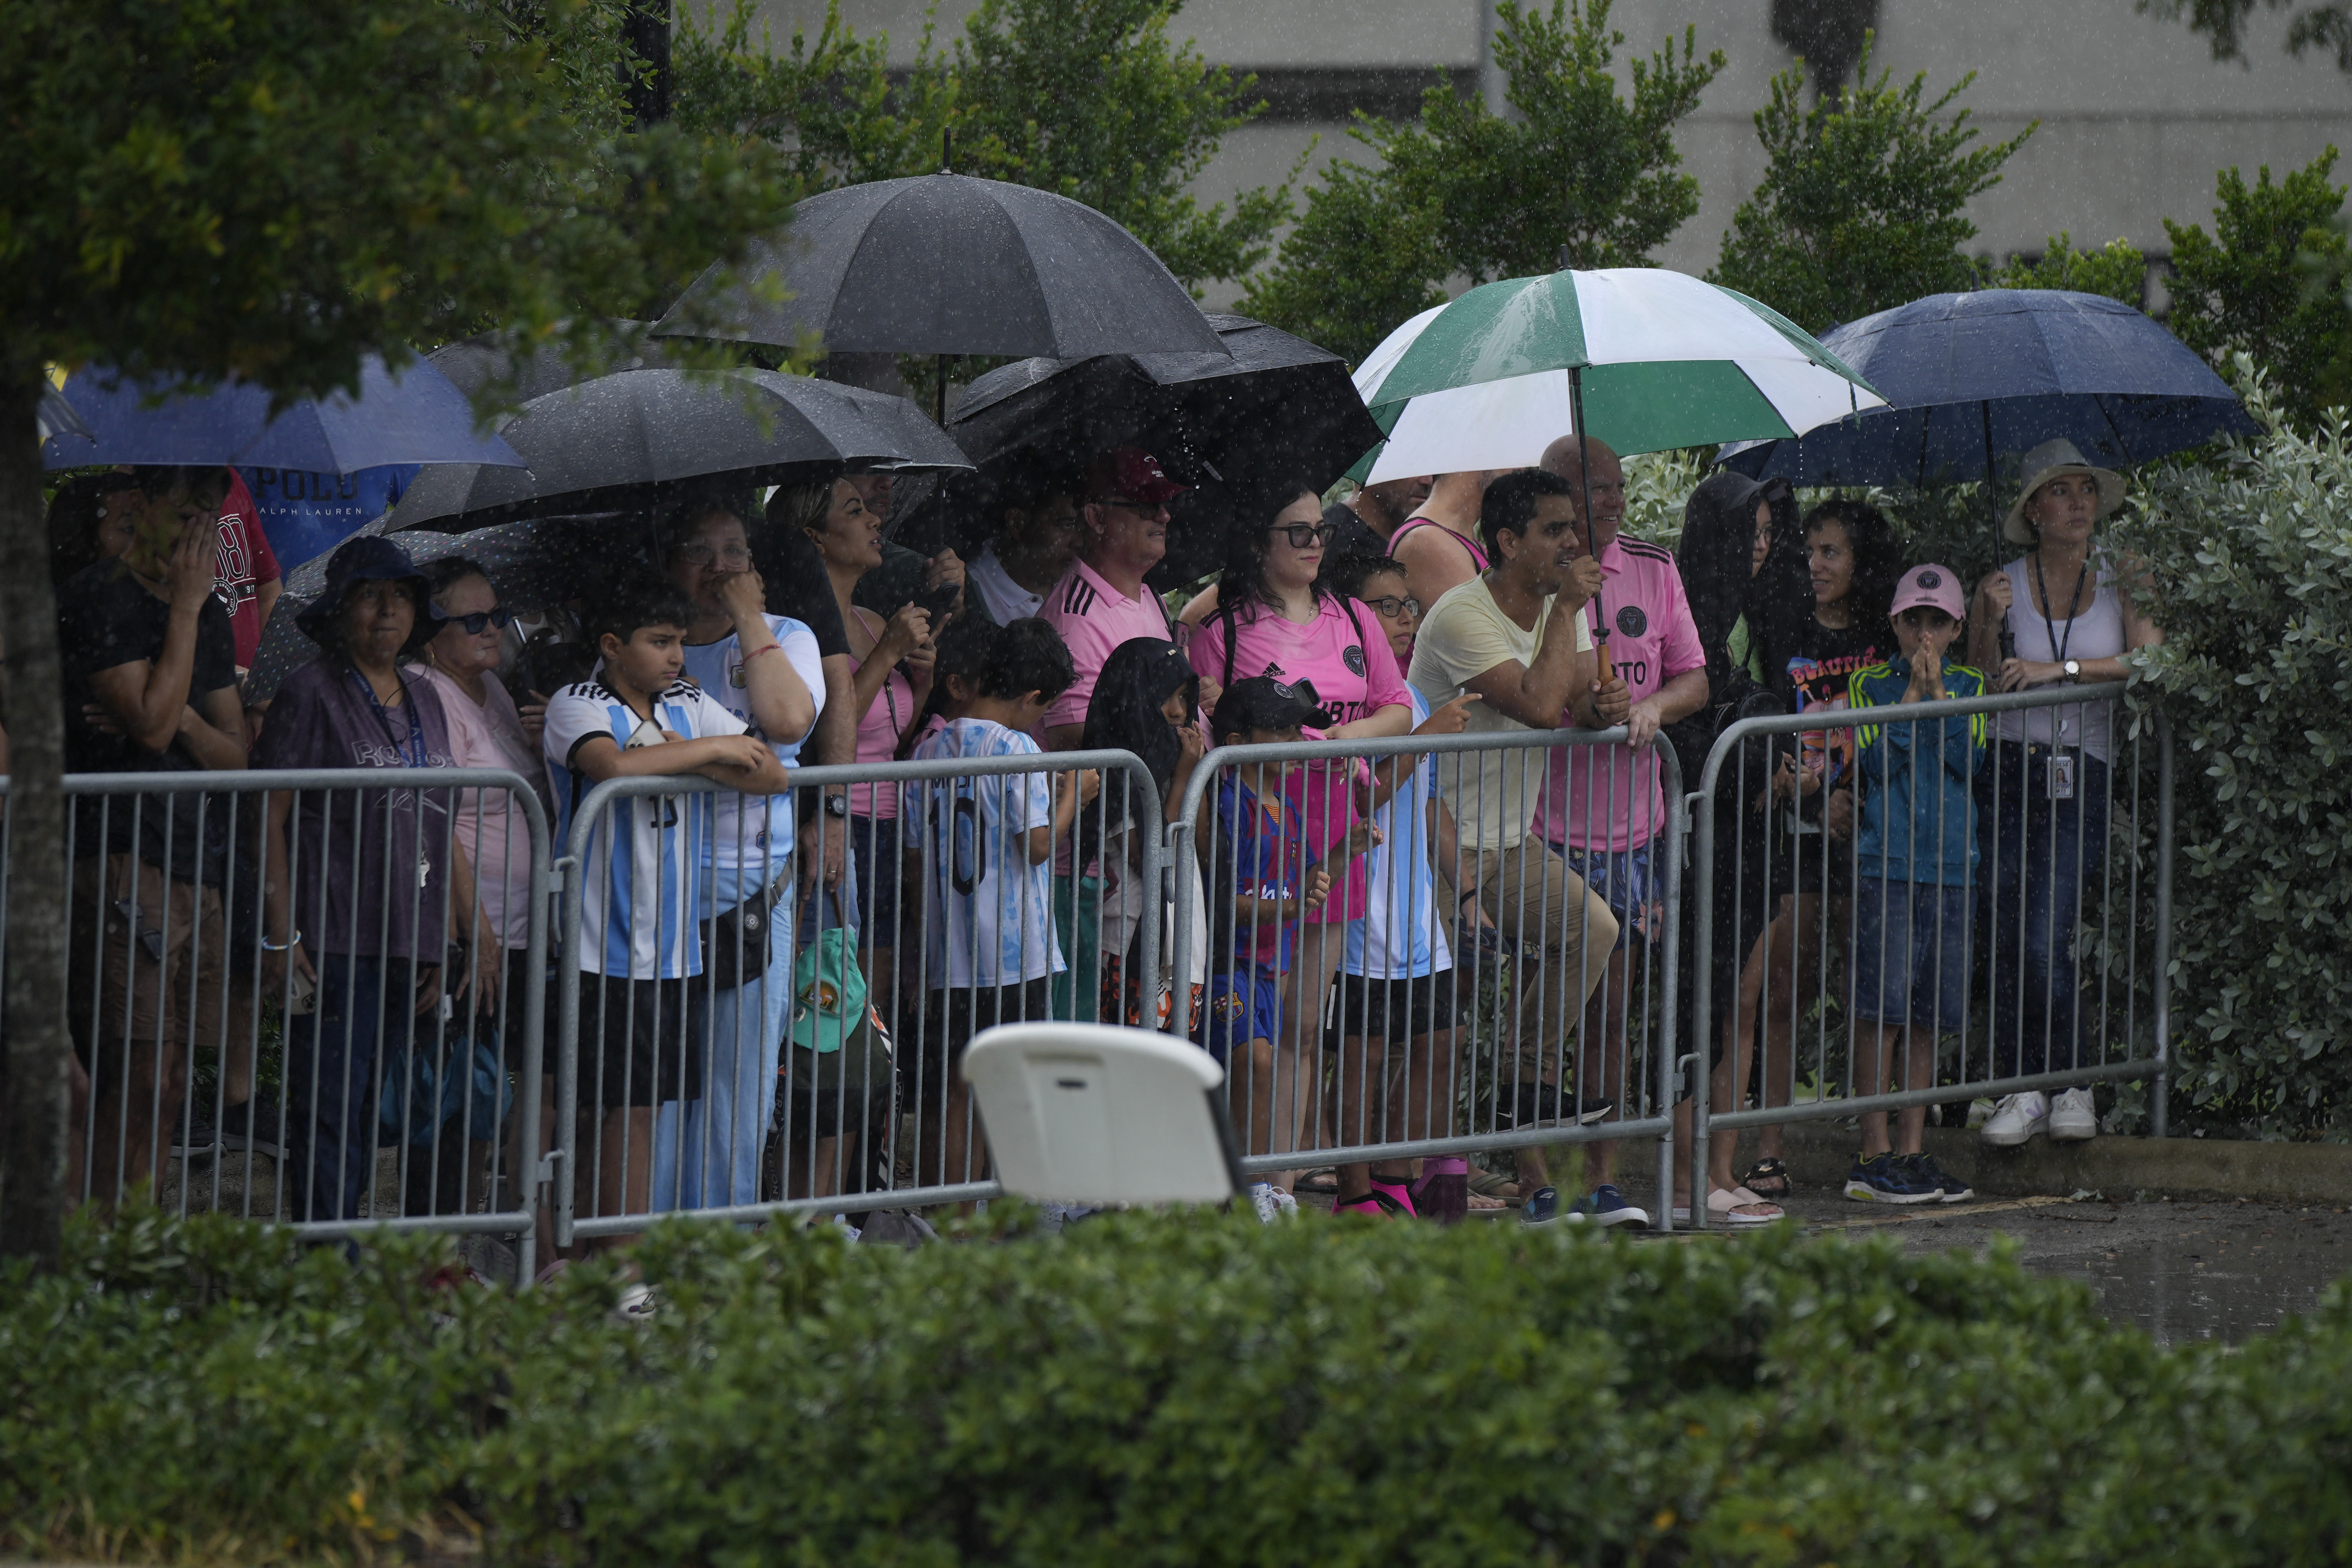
[1442,838,1620,1082]
[71,853,254,1056]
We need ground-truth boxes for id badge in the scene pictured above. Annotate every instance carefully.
[2048,753,2076,801]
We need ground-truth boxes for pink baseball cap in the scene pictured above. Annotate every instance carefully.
[1889,563,1965,620]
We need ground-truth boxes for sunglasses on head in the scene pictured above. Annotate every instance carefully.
[441,605,513,635]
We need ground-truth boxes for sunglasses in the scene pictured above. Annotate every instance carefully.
[1363,595,1423,620]
[441,605,513,635]
[1269,522,1338,550]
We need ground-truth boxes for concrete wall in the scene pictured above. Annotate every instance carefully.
[748,0,2352,305]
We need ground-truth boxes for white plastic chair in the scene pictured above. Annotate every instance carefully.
[962,1022,1246,1205]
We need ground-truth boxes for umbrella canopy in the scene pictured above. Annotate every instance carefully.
[245,515,624,703]
[1715,289,2258,485]
[384,366,970,531]
[1351,268,1885,483]
[38,383,93,446]
[948,313,1384,491]
[652,172,1228,360]
[39,353,524,473]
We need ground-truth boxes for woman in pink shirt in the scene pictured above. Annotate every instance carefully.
[787,475,936,999]
[1189,482,1412,1159]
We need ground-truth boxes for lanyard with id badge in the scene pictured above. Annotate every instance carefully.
[2031,554,2086,802]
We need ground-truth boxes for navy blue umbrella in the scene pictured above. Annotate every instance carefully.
[1718,289,2256,486]
[39,353,524,473]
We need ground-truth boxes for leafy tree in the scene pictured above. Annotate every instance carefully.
[1710,36,2036,333]
[2140,0,2352,72]
[0,0,797,1266]
[674,0,1287,294]
[1245,0,1725,364]
[2164,149,2352,427]
[1985,232,2151,305]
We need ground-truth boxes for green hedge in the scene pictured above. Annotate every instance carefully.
[8,1206,2352,1565]
[2115,365,2352,1139]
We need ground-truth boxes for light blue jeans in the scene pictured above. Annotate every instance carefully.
[650,897,793,1212]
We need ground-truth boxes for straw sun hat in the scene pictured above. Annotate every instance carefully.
[2004,438,2125,546]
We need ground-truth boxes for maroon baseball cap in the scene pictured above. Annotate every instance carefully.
[1083,446,1187,504]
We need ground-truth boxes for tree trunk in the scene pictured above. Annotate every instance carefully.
[0,368,72,1268]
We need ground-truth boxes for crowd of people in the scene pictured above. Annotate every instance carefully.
[32,426,2155,1242]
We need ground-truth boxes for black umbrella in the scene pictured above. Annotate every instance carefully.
[384,366,970,531]
[245,515,629,703]
[652,173,1229,362]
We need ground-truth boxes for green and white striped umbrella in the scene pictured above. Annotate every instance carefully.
[1351,268,1884,483]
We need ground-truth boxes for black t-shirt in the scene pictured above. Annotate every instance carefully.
[1772,613,1885,831]
[58,560,242,885]
[750,519,849,660]
[1323,500,1390,567]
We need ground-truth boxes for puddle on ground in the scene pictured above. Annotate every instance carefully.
[2053,1239,2348,1344]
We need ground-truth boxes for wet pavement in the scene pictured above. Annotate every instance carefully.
[1746,1190,2352,1344]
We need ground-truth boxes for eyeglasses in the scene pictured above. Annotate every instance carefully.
[1269,522,1339,550]
[1363,595,1422,620]
[675,542,753,568]
[441,606,513,635]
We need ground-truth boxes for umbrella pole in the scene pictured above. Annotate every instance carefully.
[1569,366,1610,671]
[1983,402,2015,664]
[936,352,947,426]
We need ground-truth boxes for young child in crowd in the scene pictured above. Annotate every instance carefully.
[1843,563,1987,1204]
[1201,676,1360,1221]
[904,618,1099,1190]
[541,577,792,1242]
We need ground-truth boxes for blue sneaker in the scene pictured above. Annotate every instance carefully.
[1902,1151,1975,1204]
[1519,1185,1562,1225]
[1844,1152,1942,1204]
[1564,1183,1651,1229]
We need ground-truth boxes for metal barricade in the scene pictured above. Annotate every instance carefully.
[1168,727,1684,1223]
[5,768,552,1258]
[552,750,1163,1245]
[1686,682,2171,1226]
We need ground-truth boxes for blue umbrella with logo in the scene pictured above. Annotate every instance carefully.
[39,352,523,473]
[1717,289,2257,487]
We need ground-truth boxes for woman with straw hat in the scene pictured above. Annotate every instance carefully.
[1964,438,2162,1150]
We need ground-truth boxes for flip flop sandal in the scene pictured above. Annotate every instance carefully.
[1367,1173,1420,1220]
[1670,1187,1783,1227]
[1739,1157,1793,1199]
[1295,1168,1340,1195]
[1468,1168,1522,1204]
[1466,1191,1508,1211]
[1333,1193,1388,1217]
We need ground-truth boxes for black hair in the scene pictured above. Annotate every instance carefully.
[894,614,1003,761]
[420,554,490,601]
[583,574,699,651]
[1479,468,1575,557]
[1676,473,1797,673]
[1212,478,1327,626]
[45,473,126,586]
[654,488,758,561]
[1320,552,1408,604]
[1080,637,1199,835]
[974,616,1075,703]
[128,464,228,499]
[1801,497,1903,627]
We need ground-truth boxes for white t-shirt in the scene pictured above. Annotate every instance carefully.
[905,717,1066,989]
[544,673,749,980]
[1407,576,1593,851]
[680,614,823,908]
[1346,687,1455,980]
[1994,555,2127,762]
[968,542,1047,626]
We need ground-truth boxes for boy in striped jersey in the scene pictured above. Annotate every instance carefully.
[543,578,792,1242]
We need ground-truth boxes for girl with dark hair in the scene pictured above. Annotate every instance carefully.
[1186,481,1411,1180]
[904,618,1100,1188]
[1081,637,1209,1032]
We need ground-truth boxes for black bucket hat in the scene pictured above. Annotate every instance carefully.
[294,535,444,654]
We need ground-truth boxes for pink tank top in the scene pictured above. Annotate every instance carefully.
[848,609,916,818]
[1387,516,1489,573]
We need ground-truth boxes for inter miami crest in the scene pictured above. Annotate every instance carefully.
[1616,605,1648,639]
[1343,644,1367,676]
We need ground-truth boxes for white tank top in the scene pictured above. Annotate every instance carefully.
[1993,553,2126,761]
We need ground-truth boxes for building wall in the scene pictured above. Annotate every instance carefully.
[750,0,2352,306]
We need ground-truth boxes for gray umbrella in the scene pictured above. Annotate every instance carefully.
[653,173,1229,361]
[385,366,970,531]
[245,516,627,703]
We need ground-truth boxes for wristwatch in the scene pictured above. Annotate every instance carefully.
[2061,659,2081,685]
[822,793,850,819]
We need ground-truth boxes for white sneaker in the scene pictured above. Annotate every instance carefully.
[1981,1091,2050,1147]
[2049,1086,2099,1141]
[1249,1182,1298,1222]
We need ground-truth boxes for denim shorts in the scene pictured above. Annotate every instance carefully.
[848,814,904,948]
[1554,842,1658,952]
[1849,877,1973,1032]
